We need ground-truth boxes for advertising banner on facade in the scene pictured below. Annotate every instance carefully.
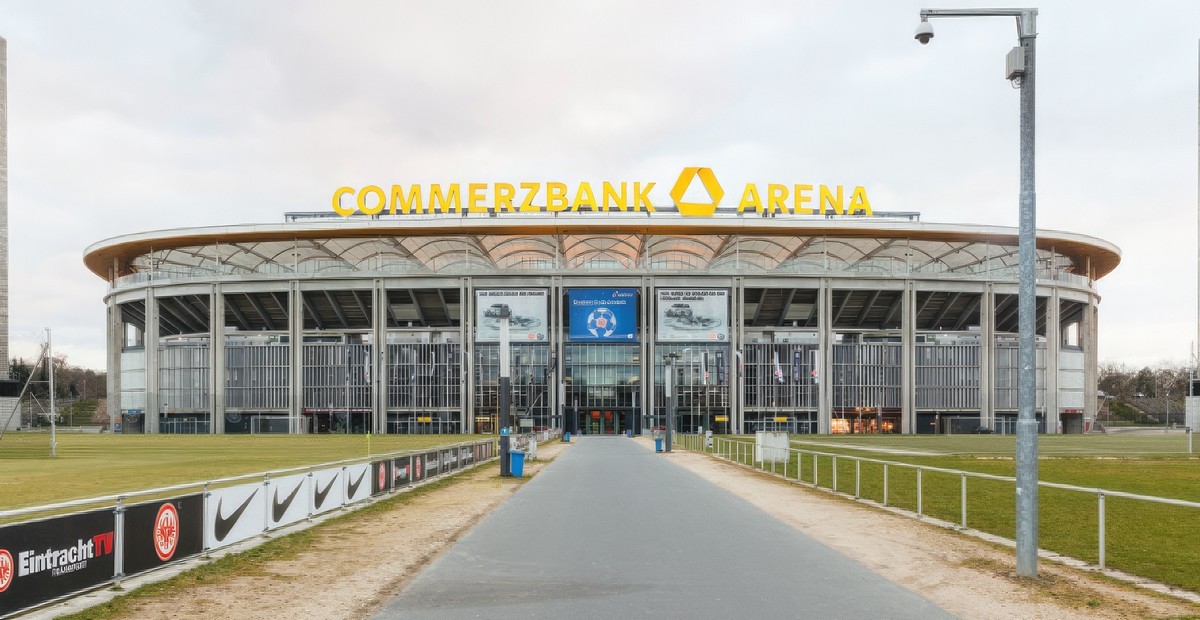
[310,468,344,516]
[124,494,204,577]
[0,509,116,617]
[656,289,729,342]
[205,483,266,551]
[476,289,548,343]
[371,460,392,496]
[344,463,371,505]
[267,474,309,530]
[392,455,412,488]
[568,289,638,342]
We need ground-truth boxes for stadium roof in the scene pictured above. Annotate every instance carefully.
[83,214,1120,281]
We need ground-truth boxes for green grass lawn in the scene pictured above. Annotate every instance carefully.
[0,432,482,511]
[695,433,1200,593]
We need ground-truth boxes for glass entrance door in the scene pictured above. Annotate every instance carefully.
[565,343,641,435]
[577,408,635,435]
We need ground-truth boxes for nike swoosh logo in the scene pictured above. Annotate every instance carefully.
[272,481,304,522]
[214,489,259,542]
[314,474,338,510]
[346,469,367,499]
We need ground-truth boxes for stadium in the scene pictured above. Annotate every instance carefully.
[82,169,1120,436]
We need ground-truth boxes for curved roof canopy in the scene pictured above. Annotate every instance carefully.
[83,214,1120,282]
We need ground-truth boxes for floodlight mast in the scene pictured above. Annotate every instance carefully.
[916,7,1039,579]
[48,328,56,458]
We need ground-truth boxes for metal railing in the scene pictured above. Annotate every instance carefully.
[675,434,1200,577]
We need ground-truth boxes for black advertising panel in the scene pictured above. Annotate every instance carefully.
[411,453,425,483]
[371,460,392,496]
[425,451,440,478]
[392,455,412,488]
[442,449,456,473]
[0,509,116,617]
[124,494,204,577]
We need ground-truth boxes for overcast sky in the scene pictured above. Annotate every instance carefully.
[3,0,1198,371]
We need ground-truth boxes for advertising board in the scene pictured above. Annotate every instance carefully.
[656,289,729,342]
[424,451,440,478]
[567,289,638,342]
[344,463,371,505]
[0,509,115,617]
[205,483,266,551]
[392,455,412,488]
[371,460,392,496]
[267,474,310,530]
[124,494,203,577]
[476,289,548,343]
[310,468,345,516]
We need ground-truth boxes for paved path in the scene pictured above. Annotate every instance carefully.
[374,437,955,619]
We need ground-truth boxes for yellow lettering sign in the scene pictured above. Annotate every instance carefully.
[330,170,871,218]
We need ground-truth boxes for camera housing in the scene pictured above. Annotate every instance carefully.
[914,21,934,45]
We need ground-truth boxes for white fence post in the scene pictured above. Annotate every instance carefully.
[1098,491,1106,569]
[917,468,923,516]
[883,464,889,506]
[855,460,861,498]
[961,473,967,528]
[832,456,838,493]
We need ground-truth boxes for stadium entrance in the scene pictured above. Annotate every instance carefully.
[565,343,641,435]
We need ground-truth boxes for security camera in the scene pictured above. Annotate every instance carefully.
[914,21,934,45]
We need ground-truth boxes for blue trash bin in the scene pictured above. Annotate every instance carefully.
[655,438,663,453]
[510,451,527,477]
[626,429,633,438]
[564,432,571,443]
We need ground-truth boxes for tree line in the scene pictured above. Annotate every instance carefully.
[1098,361,1191,423]
[10,355,106,401]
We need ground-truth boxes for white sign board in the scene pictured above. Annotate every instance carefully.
[267,473,310,529]
[344,463,372,504]
[755,431,790,464]
[476,289,549,342]
[656,289,729,342]
[310,467,345,516]
[206,483,267,550]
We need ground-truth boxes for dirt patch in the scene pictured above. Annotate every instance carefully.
[77,439,1200,619]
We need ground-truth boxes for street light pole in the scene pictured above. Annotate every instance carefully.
[48,328,56,458]
[499,306,512,476]
[916,7,1040,578]
[665,352,679,452]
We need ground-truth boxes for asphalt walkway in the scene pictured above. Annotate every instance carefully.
[373,436,956,619]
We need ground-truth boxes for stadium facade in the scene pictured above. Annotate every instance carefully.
[84,171,1120,436]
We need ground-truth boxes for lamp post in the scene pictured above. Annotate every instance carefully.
[498,305,512,476]
[48,328,57,457]
[916,7,1040,578]
[1165,390,1170,433]
[664,352,679,452]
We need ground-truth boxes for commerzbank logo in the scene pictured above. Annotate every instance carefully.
[331,168,871,218]
[670,167,724,217]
